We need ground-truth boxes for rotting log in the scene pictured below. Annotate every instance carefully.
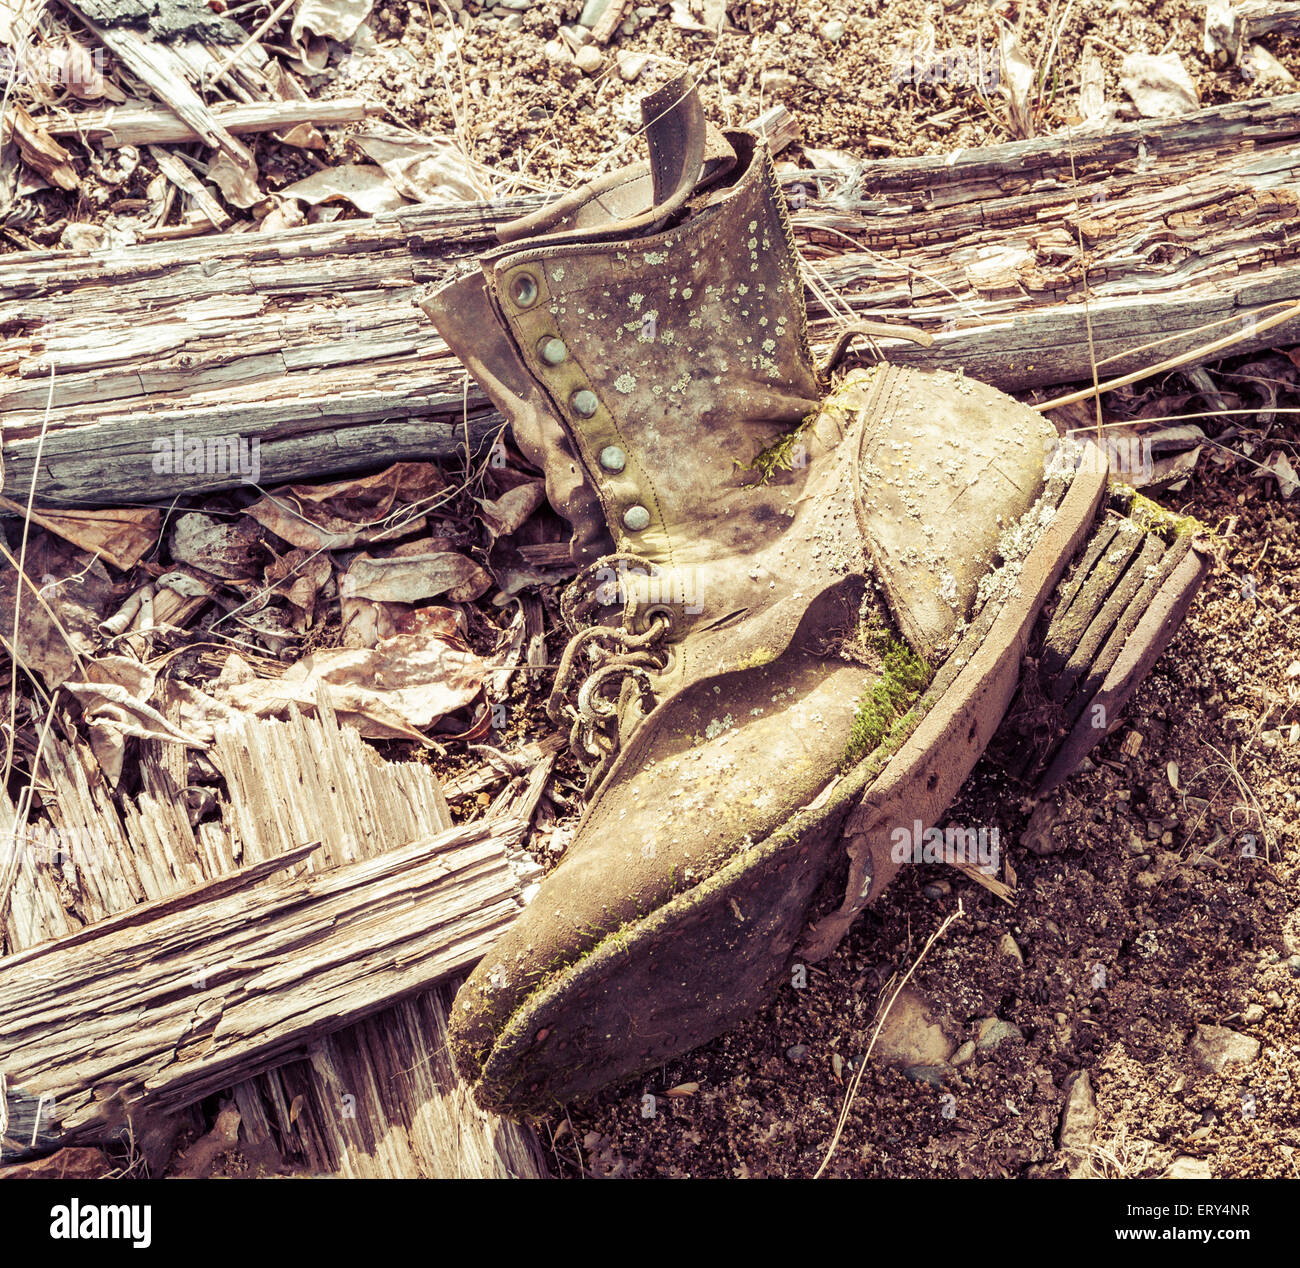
[6,93,1300,508]
[0,816,529,1156]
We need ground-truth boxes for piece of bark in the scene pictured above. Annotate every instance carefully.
[0,101,79,191]
[147,145,232,228]
[7,93,1300,508]
[590,0,631,42]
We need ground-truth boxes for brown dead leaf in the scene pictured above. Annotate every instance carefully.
[342,551,492,605]
[64,655,211,783]
[475,481,546,539]
[0,497,160,571]
[0,533,116,687]
[245,462,444,550]
[214,628,489,740]
[0,1147,112,1180]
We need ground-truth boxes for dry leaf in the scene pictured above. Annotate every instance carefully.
[291,0,374,42]
[998,24,1037,139]
[279,163,407,215]
[474,481,546,539]
[1120,51,1199,118]
[214,628,491,740]
[207,152,263,210]
[245,463,444,550]
[0,501,160,571]
[170,512,264,580]
[343,552,492,604]
[353,129,491,202]
[1253,449,1299,498]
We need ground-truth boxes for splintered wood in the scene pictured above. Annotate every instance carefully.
[6,93,1300,507]
[0,703,546,1177]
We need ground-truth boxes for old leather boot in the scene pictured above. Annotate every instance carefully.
[418,78,1213,1117]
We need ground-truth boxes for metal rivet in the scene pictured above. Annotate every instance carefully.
[571,389,599,418]
[599,445,626,473]
[539,337,567,365]
[623,505,650,532]
[511,273,538,307]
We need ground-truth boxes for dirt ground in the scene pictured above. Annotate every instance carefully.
[6,0,1299,1180]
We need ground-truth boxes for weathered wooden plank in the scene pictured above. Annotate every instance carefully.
[7,92,1300,507]
[40,97,380,147]
[1,707,547,1177]
[0,816,530,1152]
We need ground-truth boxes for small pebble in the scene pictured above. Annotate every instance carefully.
[618,50,652,82]
[544,39,570,64]
[575,45,603,74]
[997,932,1024,966]
[923,878,951,900]
[822,17,845,41]
[951,1040,976,1066]
[976,1017,1024,1052]
[786,1043,809,1062]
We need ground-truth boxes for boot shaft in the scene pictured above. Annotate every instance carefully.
[421,87,821,577]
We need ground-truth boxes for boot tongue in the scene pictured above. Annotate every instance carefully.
[641,72,706,221]
[495,72,711,247]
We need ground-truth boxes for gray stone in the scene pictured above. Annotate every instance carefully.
[903,1064,953,1087]
[976,1017,1025,1052]
[997,932,1024,966]
[873,987,956,1067]
[786,1043,809,1062]
[578,0,611,26]
[618,50,652,82]
[1058,1070,1098,1155]
[1189,1024,1260,1074]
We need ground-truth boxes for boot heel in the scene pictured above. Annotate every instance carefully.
[999,490,1214,793]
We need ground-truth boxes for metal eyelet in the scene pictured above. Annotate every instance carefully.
[599,445,627,473]
[571,389,599,418]
[511,273,539,307]
[623,504,650,532]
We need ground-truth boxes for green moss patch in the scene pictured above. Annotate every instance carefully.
[841,634,933,770]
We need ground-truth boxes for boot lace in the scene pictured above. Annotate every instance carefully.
[546,554,673,789]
